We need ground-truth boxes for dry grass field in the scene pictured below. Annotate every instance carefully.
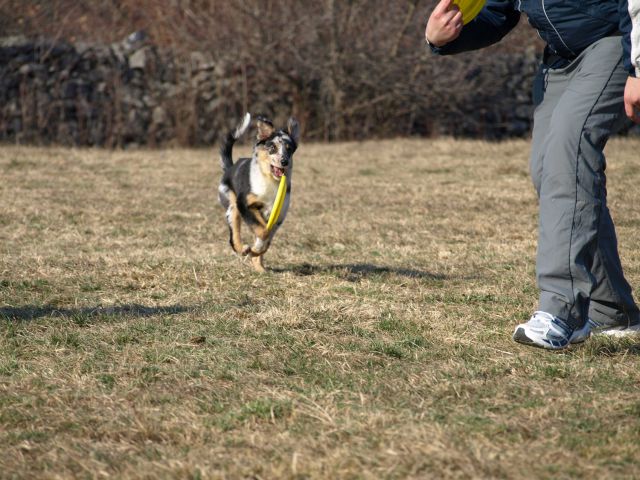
[1,138,640,479]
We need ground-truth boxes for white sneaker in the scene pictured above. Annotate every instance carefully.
[513,311,591,350]
[588,317,640,337]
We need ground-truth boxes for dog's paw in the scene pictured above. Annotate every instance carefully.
[241,245,251,256]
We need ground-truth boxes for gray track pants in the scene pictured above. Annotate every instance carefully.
[530,36,639,329]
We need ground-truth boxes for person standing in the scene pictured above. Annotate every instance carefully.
[426,0,640,349]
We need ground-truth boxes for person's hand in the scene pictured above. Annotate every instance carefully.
[624,75,640,124]
[425,0,463,47]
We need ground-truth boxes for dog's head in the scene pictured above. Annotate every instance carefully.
[254,115,299,181]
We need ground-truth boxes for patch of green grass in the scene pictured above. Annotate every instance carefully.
[212,398,292,432]
[7,430,50,444]
[1,279,52,293]
[97,373,116,390]
[49,331,82,349]
[0,357,19,376]
[240,398,292,421]
[370,341,406,359]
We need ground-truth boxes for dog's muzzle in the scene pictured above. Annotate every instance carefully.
[270,164,286,178]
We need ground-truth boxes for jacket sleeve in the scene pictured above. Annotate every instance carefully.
[428,0,520,56]
[625,0,640,76]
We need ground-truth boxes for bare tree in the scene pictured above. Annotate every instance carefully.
[2,0,540,144]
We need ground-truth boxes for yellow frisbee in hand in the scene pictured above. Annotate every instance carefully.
[266,175,287,232]
[453,0,486,24]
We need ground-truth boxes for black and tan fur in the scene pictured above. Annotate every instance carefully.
[218,113,299,272]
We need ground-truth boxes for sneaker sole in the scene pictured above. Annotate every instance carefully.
[593,325,640,337]
[513,326,590,350]
[513,327,569,350]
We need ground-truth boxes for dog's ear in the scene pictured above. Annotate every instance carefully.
[287,117,300,145]
[255,115,275,141]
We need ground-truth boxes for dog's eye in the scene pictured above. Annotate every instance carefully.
[268,144,277,154]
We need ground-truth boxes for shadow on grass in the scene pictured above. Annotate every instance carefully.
[0,304,192,322]
[274,262,446,281]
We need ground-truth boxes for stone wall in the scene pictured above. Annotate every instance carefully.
[0,34,232,147]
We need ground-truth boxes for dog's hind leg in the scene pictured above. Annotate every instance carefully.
[226,192,246,254]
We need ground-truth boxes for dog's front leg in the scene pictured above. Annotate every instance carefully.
[247,232,272,273]
[244,206,272,273]
[250,253,266,272]
[243,196,272,257]
[248,234,272,256]
[246,215,273,258]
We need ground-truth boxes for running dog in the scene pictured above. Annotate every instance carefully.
[217,113,299,272]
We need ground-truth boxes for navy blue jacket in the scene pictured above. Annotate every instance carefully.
[431,0,635,75]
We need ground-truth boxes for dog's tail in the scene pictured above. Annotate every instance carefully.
[220,113,251,171]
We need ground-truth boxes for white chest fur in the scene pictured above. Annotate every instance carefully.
[250,160,278,216]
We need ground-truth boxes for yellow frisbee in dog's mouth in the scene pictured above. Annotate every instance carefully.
[266,174,287,232]
[453,0,486,24]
